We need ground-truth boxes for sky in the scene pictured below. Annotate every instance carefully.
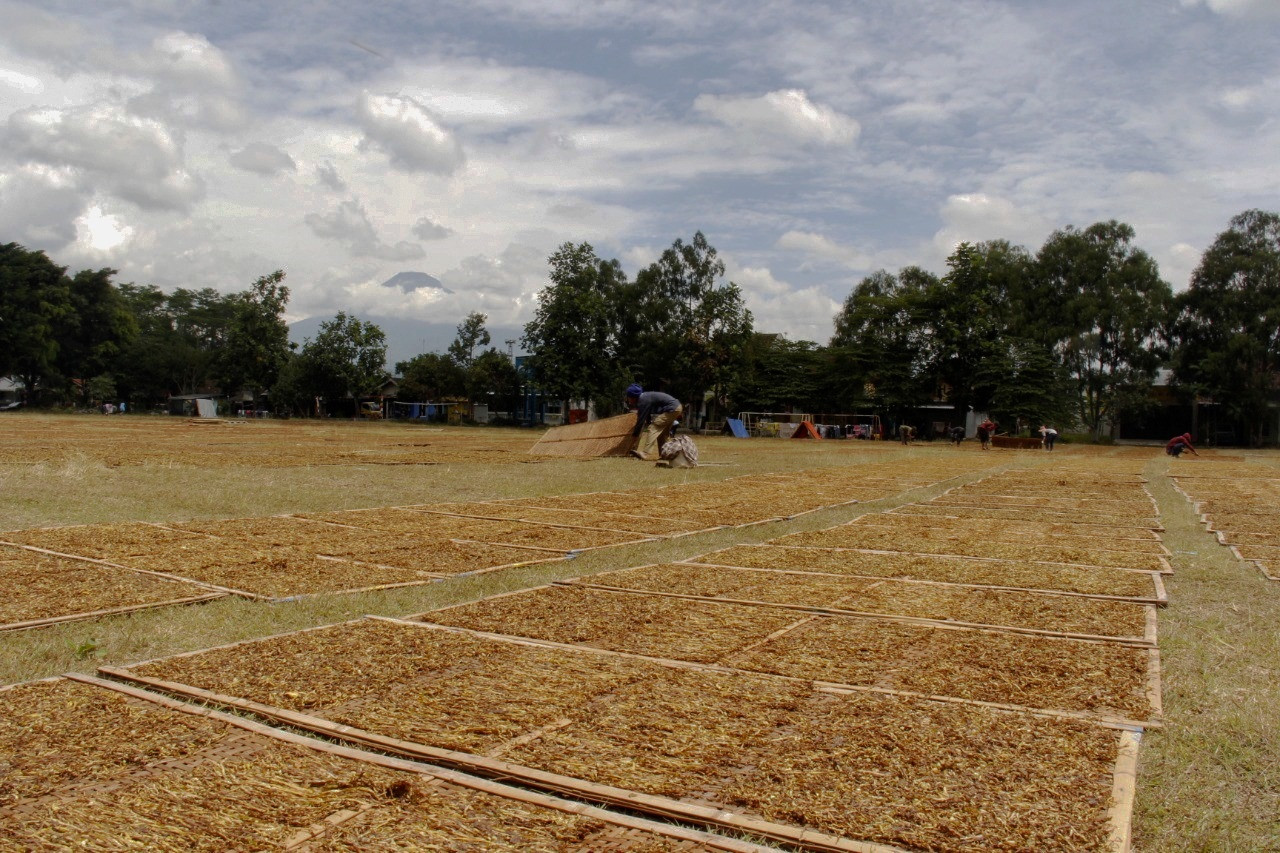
[2,0,1278,362]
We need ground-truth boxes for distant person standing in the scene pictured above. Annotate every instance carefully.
[624,384,682,461]
[977,418,998,450]
[1165,432,1198,457]
[898,424,916,445]
[1039,425,1058,451]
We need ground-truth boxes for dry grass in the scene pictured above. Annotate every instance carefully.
[1130,455,1280,851]
[0,679,726,852]
[3,414,1278,849]
[0,413,1008,685]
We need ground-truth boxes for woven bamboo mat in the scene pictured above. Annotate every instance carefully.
[100,618,1141,852]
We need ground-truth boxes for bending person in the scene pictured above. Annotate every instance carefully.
[624,384,683,461]
[1165,432,1198,457]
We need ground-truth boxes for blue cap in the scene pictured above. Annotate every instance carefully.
[625,383,643,397]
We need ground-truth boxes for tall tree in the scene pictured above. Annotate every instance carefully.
[220,270,293,398]
[447,311,491,369]
[54,267,137,405]
[729,334,827,414]
[0,243,72,403]
[522,242,628,412]
[466,348,521,406]
[293,312,388,407]
[830,267,939,417]
[1171,209,1280,446]
[115,283,175,406]
[1036,221,1173,439]
[165,287,239,395]
[930,242,1007,415]
[622,232,753,419]
[395,352,466,402]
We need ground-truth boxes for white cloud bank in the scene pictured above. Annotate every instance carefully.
[694,89,860,147]
[356,92,465,174]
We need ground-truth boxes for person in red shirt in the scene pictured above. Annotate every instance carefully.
[977,418,998,450]
[1165,433,1198,457]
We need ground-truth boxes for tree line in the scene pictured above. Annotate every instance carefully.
[524,212,1280,444]
[0,245,511,416]
[3,209,1278,440]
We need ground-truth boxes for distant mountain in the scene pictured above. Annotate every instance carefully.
[288,314,525,372]
[288,272,523,370]
[380,271,451,294]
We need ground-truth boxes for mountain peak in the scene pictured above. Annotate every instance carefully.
[382,271,451,294]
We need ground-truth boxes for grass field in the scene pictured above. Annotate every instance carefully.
[1,411,1277,851]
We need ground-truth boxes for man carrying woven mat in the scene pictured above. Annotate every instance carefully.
[624,383,682,461]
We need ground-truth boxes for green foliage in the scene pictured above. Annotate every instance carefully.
[0,243,72,402]
[1171,209,1280,446]
[395,351,466,401]
[85,374,118,405]
[729,334,828,413]
[522,242,629,409]
[447,312,491,369]
[133,286,238,398]
[621,232,754,412]
[1035,221,1173,439]
[285,312,388,409]
[219,270,293,397]
[467,348,520,404]
[931,242,1008,413]
[830,266,940,416]
[56,267,138,404]
[72,637,100,661]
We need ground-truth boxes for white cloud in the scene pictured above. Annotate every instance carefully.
[731,263,840,343]
[150,31,237,91]
[413,216,452,240]
[303,199,425,261]
[76,204,134,251]
[932,193,1049,255]
[3,104,205,210]
[694,89,860,146]
[1180,0,1280,18]
[0,67,42,94]
[0,166,86,248]
[356,91,465,174]
[776,231,867,267]
[228,142,297,175]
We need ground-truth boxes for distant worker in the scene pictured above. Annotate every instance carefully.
[1039,424,1058,451]
[1165,432,1198,457]
[949,425,965,446]
[977,418,998,450]
[898,424,916,445]
[624,384,682,461]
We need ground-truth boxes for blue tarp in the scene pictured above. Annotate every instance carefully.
[725,418,749,438]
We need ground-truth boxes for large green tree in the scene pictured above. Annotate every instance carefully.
[830,266,938,417]
[219,270,293,398]
[54,267,137,405]
[620,232,753,420]
[288,312,388,409]
[164,287,238,395]
[522,242,628,413]
[929,242,1008,415]
[1035,221,1173,439]
[1171,209,1280,446]
[447,312,491,370]
[395,352,466,402]
[0,243,72,403]
[729,334,828,414]
[466,348,521,408]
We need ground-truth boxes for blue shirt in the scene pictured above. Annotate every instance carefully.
[632,391,680,435]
